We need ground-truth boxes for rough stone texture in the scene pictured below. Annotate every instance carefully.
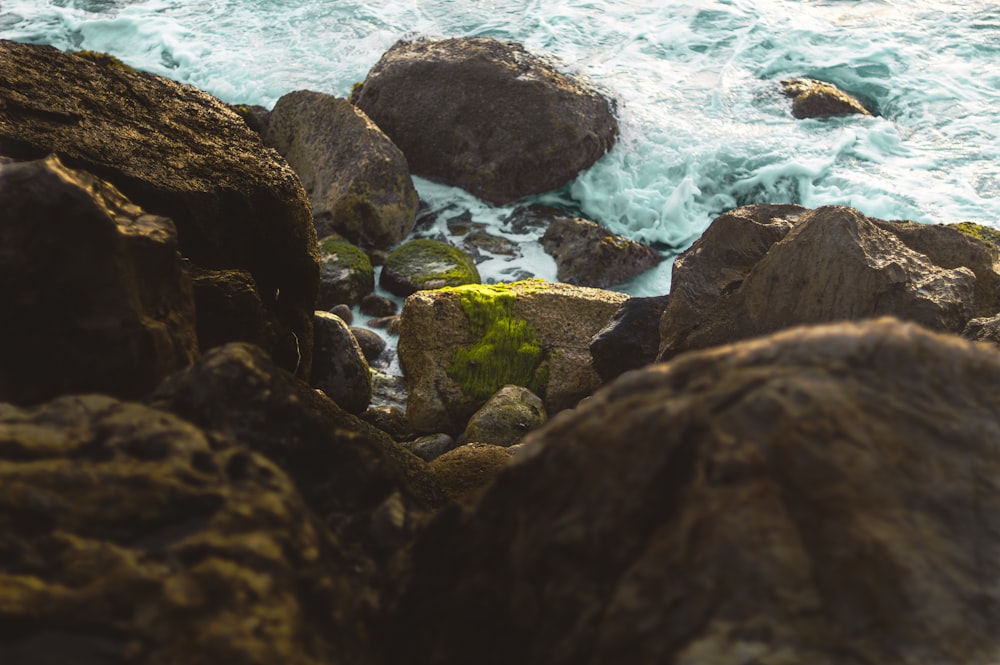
[781,77,873,118]
[360,293,398,317]
[659,204,978,361]
[311,311,373,414]
[428,443,515,504]
[402,434,458,463]
[265,90,418,249]
[461,385,546,447]
[380,239,481,297]
[0,156,198,406]
[399,280,628,434]
[540,216,660,288]
[590,295,670,383]
[147,343,445,549]
[317,235,375,310]
[353,37,618,204]
[186,263,272,353]
[962,314,1000,347]
[0,40,319,377]
[351,327,388,364]
[231,103,271,137]
[0,394,374,665]
[388,318,1000,665]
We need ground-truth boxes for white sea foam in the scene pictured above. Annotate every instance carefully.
[3,0,998,296]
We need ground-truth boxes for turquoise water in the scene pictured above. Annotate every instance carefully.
[3,0,999,295]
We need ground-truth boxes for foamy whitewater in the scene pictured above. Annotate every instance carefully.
[3,0,999,295]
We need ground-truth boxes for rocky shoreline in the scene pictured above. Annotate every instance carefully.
[1,36,998,665]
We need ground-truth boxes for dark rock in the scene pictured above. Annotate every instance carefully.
[353,37,618,204]
[658,204,977,361]
[351,327,388,363]
[367,315,402,335]
[962,314,1000,347]
[389,318,1000,665]
[0,156,198,405]
[380,239,480,297]
[231,102,271,136]
[265,90,418,248]
[311,311,372,414]
[402,434,457,462]
[360,293,398,317]
[187,263,272,352]
[361,405,413,442]
[427,443,516,504]
[330,303,355,325]
[590,295,670,383]
[540,215,661,288]
[781,77,873,118]
[461,385,546,447]
[0,394,375,664]
[318,235,375,310]
[0,40,318,377]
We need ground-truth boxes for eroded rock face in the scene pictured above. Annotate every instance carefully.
[398,281,627,434]
[0,156,198,405]
[540,215,660,288]
[265,90,418,249]
[353,37,618,204]
[658,204,981,361]
[0,394,374,664]
[781,77,873,118]
[0,40,318,377]
[389,319,1000,665]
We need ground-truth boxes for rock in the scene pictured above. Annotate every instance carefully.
[367,315,402,335]
[187,263,272,352]
[428,443,516,503]
[360,293,398,317]
[540,215,661,288]
[231,102,271,137]
[0,156,198,406]
[962,314,1000,347]
[781,77,873,118]
[265,90,418,248]
[399,280,628,434]
[380,239,481,297]
[317,235,375,310]
[353,37,618,204]
[658,204,977,361]
[461,385,546,447]
[361,405,413,442]
[330,303,355,324]
[402,434,457,462]
[0,40,319,377]
[311,311,373,414]
[351,327,388,363]
[388,318,1000,665]
[148,343,444,535]
[590,295,670,383]
[0,394,375,664]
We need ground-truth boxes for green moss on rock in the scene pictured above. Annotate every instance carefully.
[445,283,546,399]
[74,50,136,72]
[952,221,1000,248]
[381,239,480,296]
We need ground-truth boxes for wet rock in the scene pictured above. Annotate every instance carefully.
[0,156,198,405]
[380,239,481,297]
[0,40,318,377]
[540,215,661,288]
[187,263,272,352]
[367,315,402,335]
[361,405,413,442]
[389,318,1000,665]
[317,235,375,310]
[590,295,670,383]
[0,394,375,664]
[659,204,977,361]
[351,327,388,363]
[428,442,516,504]
[461,385,546,447]
[353,37,618,204]
[330,303,354,324]
[399,280,627,434]
[360,293,398,317]
[781,77,873,118]
[311,311,372,414]
[265,90,418,248]
[402,434,457,463]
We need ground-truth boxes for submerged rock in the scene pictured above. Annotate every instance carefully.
[0,40,319,377]
[265,90,418,248]
[540,215,661,288]
[380,239,481,297]
[781,77,873,118]
[389,318,1000,665]
[0,156,198,405]
[353,37,618,204]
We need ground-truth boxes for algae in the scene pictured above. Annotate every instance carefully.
[446,282,546,399]
[386,239,480,288]
[953,221,1000,248]
[75,50,136,72]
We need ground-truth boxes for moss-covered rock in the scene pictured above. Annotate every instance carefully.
[951,221,1000,248]
[380,239,481,297]
[317,234,375,309]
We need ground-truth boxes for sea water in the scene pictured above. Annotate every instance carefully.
[2,0,999,296]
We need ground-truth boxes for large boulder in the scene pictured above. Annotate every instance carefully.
[265,90,418,249]
[0,394,375,664]
[353,37,618,204]
[388,318,1000,665]
[659,204,982,361]
[0,156,198,405]
[0,40,319,377]
[540,215,661,288]
[398,280,628,434]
